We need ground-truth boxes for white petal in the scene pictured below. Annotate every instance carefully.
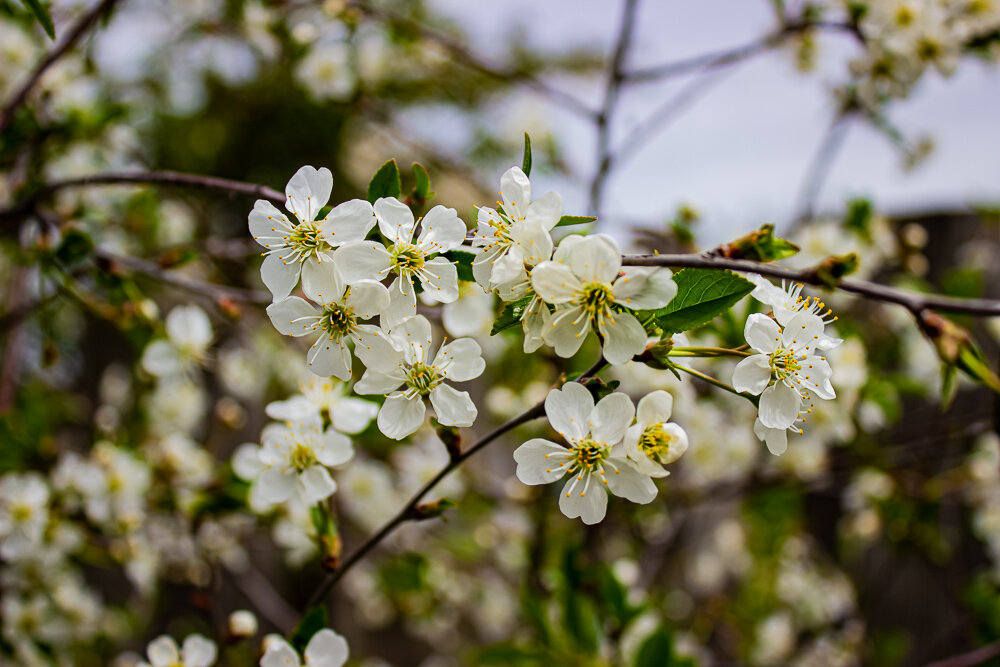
[507,222,553,267]
[600,311,648,365]
[351,325,400,368]
[329,398,378,434]
[543,305,590,359]
[429,384,477,427]
[782,312,825,351]
[545,382,594,444]
[266,396,315,421]
[612,267,677,310]
[231,443,265,481]
[315,430,354,467]
[307,336,352,380]
[660,423,689,464]
[513,438,570,485]
[299,466,337,503]
[331,241,391,283]
[417,205,466,254]
[758,382,802,430]
[500,166,531,218]
[569,234,621,284]
[147,636,179,667]
[732,355,772,395]
[260,252,302,300]
[261,642,300,667]
[389,314,433,364]
[181,634,217,667]
[383,278,418,329]
[378,393,426,440]
[141,340,182,377]
[322,198,376,246]
[258,468,297,503]
[559,474,608,524]
[419,257,459,304]
[285,165,333,222]
[754,418,788,456]
[636,390,672,425]
[605,458,657,504]
[433,338,485,382]
[301,261,344,305]
[267,297,319,337]
[589,392,635,446]
[525,191,562,230]
[344,280,390,320]
[166,305,212,349]
[374,197,415,242]
[745,313,781,354]
[354,368,405,395]
[248,200,288,247]
[530,261,581,304]
[304,628,349,667]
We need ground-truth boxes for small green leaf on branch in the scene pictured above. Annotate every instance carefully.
[522,132,532,176]
[639,268,754,336]
[367,159,401,203]
[409,498,457,521]
[443,250,476,283]
[289,606,327,653]
[709,223,799,261]
[490,295,533,335]
[21,0,55,39]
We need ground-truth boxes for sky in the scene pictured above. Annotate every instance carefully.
[429,0,1000,245]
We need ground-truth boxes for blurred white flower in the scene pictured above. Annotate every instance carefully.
[139,634,217,667]
[261,628,348,667]
[141,305,212,377]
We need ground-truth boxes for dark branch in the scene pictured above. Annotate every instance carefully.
[0,0,122,134]
[621,253,1000,316]
[0,171,285,225]
[921,639,1000,667]
[792,112,854,227]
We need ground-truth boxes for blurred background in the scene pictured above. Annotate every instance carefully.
[1,0,1000,665]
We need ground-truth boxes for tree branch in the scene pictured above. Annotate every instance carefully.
[0,0,122,134]
[305,358,609,609]
[0,171,285,225]
[792,112,854,227]
[621,253,1000,317]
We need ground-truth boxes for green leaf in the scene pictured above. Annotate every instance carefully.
[643,268,754,336]
[412,162,433,200]
[522,132,532,177]
[633,628,695,667]
[21,0,55,39]
[444,250,475,283]
[714,223,799,261]
[490,295,533,335]
[289,606,327,653]
[367,159,401,203]
[555,215,597,227]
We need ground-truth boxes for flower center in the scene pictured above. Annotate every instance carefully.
[406,362,440,395]
[894,6,915,26]
[769,347,801,381]
[917,37,942,61]
[319,302,355,338]
[11,504,32,523]
[572,439,608,472]
[391,244,426,273]
[290,443,316,471]
[287,221,328,261]
[639,425,673,463]
[578,283,613,317]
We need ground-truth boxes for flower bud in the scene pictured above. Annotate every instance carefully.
[228,610,258,638]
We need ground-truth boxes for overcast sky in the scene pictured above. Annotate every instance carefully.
[430,0,1000,244]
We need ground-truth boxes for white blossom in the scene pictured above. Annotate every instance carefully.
[139,634,217,667]
[249,166,342,300]
[333,198,465,326]
[141,305,213,378]
[260,629,348,667]
[733,313,836,431]
[513,383,656,524]
[471,166,561,293]
[266,376,378,435]
[354,315,484,440]
[266,263,389,379]
[0,473,50,561]
[622,390,689,477]
[530,234,676,365]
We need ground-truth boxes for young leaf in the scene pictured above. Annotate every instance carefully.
[522,132,532,177]
[555,215,597,228]
[443,250,475,283]
[490,296,533,335]
[412,162,433,200]
[367,159,401,203]
[22,0,55,39]
[711,223,799,261]
[642,268,754,336]
[289,606,327,653]
[633,628,695,667]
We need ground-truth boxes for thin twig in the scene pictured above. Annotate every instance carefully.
[347,0,594,120]
[230,563,299,634]
[0,0,121,134]
[920,635,1000,666]
[305,358,609,609]
[95,248,271,304]
[792,112,853,227]
[620,253,1000,317]
[672,363,747,398]
[0,171,284,225]
[589,0,641,216]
